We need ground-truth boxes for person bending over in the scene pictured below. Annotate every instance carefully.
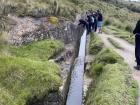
[78,19,90,35]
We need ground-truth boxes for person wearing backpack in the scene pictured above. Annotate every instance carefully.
[133,19,140,70]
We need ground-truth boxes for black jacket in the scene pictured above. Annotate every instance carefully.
[78,19,88,27]
[133,20,140,34]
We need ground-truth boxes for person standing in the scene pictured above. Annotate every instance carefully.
[97,10,103,34]
[86,13,92,33]
[91,12,98,32]
[133,19,140,70]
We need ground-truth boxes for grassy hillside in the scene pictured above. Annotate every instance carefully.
[0,0,78,18]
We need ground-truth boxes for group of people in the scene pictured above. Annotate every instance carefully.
[78,10,103,34]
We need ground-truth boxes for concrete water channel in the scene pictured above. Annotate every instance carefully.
[66,30,87,105]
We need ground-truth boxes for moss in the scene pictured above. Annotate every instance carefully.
[9,39,64,61]
[89,33,104,55]
[0,56,61,105]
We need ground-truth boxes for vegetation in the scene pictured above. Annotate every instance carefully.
[104,26,135,44]
[9,39,64,61]
[0,38,64,105]
[86,48,138,105]
[0,56,61,105]
[101,0,140,13]
[89,33,104,55]
[0,0,139,104]
[108,37,123,49]
[0,0,79,18]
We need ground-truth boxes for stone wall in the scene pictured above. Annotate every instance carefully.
[9,22,83,46]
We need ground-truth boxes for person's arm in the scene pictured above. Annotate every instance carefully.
[78,22,82,25]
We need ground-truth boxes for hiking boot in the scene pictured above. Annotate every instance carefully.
[134,65,140,70]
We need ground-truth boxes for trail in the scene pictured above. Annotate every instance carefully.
[98,33,140,105]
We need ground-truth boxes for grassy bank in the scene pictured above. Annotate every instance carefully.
[9,39,64,61]
[0,39,64,105]
[86,48,138,105]
[89,33,104,55]
[86,34,138,105]
[0,56,61,105]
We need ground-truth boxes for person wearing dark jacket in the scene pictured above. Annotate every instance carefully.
[133,19,140,70]
[87,15,92,33]
[78,19,90,35]
[91,13,97,32]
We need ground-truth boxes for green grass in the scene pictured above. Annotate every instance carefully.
[89,33,104,55]
[105,26,135,44]
[86,48,138,105]
[0,39,64,105]
[9,39,64,61]
[0,56,61,105]
[0,0,78,18]
[108,37,123,49]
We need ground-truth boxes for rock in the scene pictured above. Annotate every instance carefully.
[8,16,83,46]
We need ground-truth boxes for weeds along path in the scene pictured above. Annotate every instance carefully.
[98,33,140,105]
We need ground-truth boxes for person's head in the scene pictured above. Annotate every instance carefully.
[97,10,100,13]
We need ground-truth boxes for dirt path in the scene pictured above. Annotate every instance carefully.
[98,33,140,105]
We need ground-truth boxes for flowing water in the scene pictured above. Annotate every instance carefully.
[66,30,87,105]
